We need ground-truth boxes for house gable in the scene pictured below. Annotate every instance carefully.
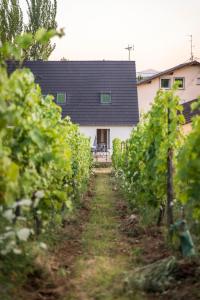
[137,61,200,115]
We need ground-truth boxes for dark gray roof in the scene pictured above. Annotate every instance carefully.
[182,99,200,123]
[137,60,200,85]
[8,61,139,126]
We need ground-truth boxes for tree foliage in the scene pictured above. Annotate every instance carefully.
[0,0,23,44]
[0,0,58,60]
[0,27,64,63]
[25,0,57,60]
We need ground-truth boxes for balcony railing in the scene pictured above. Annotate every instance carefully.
[91,143,111,162]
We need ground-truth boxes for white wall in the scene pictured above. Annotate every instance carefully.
[137,65,200,116]
[79,126,133,152]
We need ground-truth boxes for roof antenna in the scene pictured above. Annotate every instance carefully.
[125,44,134,61]
[189,34,194,61]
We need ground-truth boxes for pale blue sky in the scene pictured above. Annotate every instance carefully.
[20,0,200,71]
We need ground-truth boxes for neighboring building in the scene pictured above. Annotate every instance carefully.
[137,60,200,115]
[137,69,159,82]
[8,61,139,152]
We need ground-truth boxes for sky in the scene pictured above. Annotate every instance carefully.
[20,0,200,72]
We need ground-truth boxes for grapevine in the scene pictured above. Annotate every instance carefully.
[0,30,92,255]
[112,87,184,225]
[176,99,200,221]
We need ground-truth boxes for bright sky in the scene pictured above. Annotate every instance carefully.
[20,0,200,72]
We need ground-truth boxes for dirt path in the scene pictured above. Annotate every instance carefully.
[5,171,200,300]
[66,172,143,300]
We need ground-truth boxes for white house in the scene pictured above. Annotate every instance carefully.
[9,61,139,152]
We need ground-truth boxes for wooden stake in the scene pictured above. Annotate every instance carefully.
[167,147,174,226]
[167,101,174,227]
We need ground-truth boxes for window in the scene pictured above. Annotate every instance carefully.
[197,78,200,85]
[100,92,111,104]
[57,93,66,104]
[160,78,171,89]
[174,77,185,89]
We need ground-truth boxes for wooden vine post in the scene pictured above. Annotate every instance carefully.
[167,96,174,227]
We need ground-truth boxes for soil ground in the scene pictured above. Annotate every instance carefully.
[15,169,200,300]
[65,172,144,300]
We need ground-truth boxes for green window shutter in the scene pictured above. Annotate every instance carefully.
[57,93,66,104]
[100,92,111,104]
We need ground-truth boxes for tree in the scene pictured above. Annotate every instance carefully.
[0,0,23,44]
[60,57,68,61]
[25,0,57,60]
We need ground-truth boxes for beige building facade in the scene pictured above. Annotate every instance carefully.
[137,61,200,115]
